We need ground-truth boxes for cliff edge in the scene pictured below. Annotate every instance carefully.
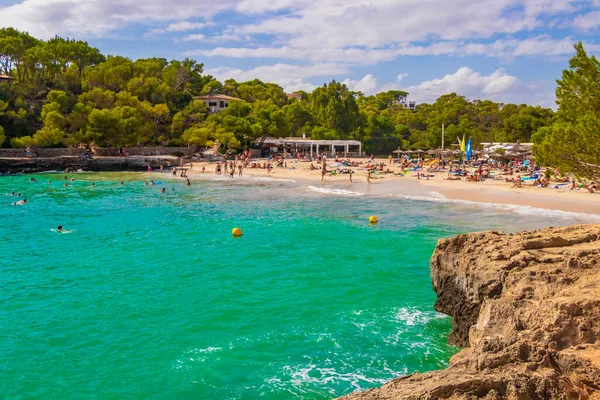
[341,224,600,400]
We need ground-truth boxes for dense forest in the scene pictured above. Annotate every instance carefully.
[0,28,586,162]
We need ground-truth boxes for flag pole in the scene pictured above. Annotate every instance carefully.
[441,124,445,150]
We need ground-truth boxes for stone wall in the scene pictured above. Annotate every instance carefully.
[89,146,198,157]
[0,148,81,158]
[0,146,198,158]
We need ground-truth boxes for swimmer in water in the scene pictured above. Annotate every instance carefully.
[64,176,68,180]
[144,181,148,185]
[12,199,26,205]
[71,178,74,182]
[161,187,166,193]
[120,181,124,185]
[30,177,37,182]
[17,192,21,197]
[91,182,95,187]
[48,180,51,184]
[57,225,64,233]
[151,180,155,185]
[64,182,69,187]
[186,179,191,186]
[10,191,14,196]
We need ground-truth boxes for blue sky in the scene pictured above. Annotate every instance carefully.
[1,0,599,107]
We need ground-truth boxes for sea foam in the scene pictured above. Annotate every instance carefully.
[391,192,600,220]
[307,186,366,197]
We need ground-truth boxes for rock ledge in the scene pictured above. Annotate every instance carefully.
[341,224,600,400]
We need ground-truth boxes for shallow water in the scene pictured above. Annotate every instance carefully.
[0,172,591,399]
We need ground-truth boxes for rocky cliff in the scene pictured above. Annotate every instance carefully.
[341,224,600,400]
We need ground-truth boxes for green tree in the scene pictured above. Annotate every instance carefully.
[534,42,600,179]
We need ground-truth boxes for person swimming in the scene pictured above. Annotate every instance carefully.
[10,191,14,196]
[57,225,63,233]
[161,187,166,193]
[12,198,26,205]
[91,182,95,187]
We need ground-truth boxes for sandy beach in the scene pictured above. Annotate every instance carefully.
[184,158,600,216]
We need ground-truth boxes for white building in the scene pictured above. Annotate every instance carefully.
[398,96,416,110]
[258,137,362,157]
[194,94,242,113]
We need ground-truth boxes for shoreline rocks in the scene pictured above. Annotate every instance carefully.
[341,224,600,399]
[0,156,181,174]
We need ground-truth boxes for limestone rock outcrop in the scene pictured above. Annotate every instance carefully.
[341,224,600,399]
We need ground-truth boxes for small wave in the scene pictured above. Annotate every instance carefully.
[252,177,297,183]
[307,186,365,197]
[282,363,389,391]
[391,193,600,220]
[394,307,447,326]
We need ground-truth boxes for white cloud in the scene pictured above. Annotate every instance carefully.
[234,0,547,50]
[181,34,206,42]
[0,0,237,38]
[342,74,380,95]
[571,10,600,30]
[309,66,554,107]
[205,63,351,92]
[188,42,459,66]
[342,73,409,95]
[404,67,520,104]
[146,21,211,36]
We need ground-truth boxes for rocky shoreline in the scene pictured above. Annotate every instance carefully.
[341,224,600,399]
[0,155,198,174]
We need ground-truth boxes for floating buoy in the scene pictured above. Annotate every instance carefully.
[232,227,243,237]
[369,216,378,224]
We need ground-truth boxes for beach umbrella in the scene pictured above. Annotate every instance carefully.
[427,148,445,156]
[392,149,404,154]
[508,144,531,153]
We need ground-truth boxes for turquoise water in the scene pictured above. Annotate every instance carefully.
[1,172,592,399]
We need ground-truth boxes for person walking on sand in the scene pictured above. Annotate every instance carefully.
[147,165,152,173]
[202,166,206,174]
[321,167,326,182]
[367,170,372,184]
[238,165,243,177]
[186,178,191,186]
[349,170,353,183]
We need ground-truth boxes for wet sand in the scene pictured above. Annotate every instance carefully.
[186,158,600,216]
